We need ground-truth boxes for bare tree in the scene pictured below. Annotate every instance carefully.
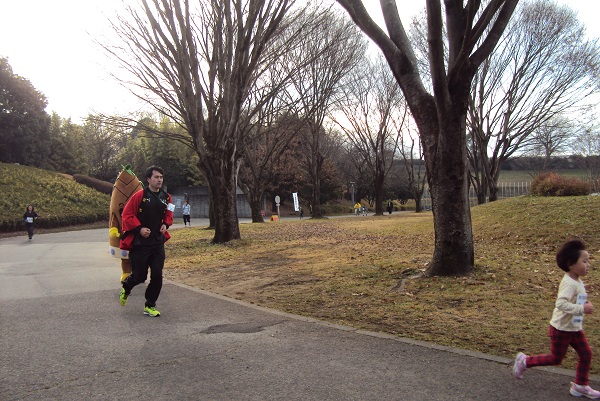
[397,123,427,212]
[337,144,371,205]
[104,0,298,243]
[332,57,406,215]
[572,116,600,190]
[237,7,335,223]
[284,9,367,218]
[238,111,302,223]
[467,0,600,202]
[336,0,518,276]
[236,53,296,224]
[527,115,575,171]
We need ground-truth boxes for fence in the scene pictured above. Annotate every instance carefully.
[421,181,531,210]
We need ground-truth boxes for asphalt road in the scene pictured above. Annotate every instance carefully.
[0,227,595,400]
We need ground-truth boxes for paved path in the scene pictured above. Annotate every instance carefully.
[0,227,594,400]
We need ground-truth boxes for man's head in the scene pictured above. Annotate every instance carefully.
[145,165,164,192]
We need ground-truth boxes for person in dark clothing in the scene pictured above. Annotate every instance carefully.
[387,200,394,215]
[23,205,39,240]
[118,166,174,317]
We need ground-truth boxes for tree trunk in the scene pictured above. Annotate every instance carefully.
[249,191,265,223]
[208,186,215,230]
[374,160,385,215]
[311,173,323,218]
[238,178,265,223]
[414,195,422,213]
[205,166,240,243]
[474,176,487,204]
[423,110,474,277]
[488,182,499,202]
[309,148,324,218]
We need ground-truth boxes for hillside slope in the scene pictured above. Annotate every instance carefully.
[0,163,110,231]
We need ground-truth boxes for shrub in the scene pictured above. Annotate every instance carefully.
[321,203,349,215]
[530,172,590,196]
[73,174,114,195]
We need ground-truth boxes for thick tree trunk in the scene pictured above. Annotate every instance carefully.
[414,195,422,213]
[476,187,486,205]
[488,183,499,202]
[208,185,215,229]
[205,168,240,243]
[311,174,323,218]
[424,112,474,276]
[249,191,265,223]
[309,150,324,218]
[238,180,265,223]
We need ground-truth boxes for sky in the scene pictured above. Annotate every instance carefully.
[1,0,599,123]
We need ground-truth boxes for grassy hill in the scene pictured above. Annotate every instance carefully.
[498,168,589,182]
[164,195,600,373]
[0,163,110,231]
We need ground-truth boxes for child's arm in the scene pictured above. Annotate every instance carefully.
[555,284,585,316]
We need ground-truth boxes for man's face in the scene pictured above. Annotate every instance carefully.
[147,170,163,191]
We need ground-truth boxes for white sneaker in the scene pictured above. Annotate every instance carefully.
[570,382,600,399]
[513,352,527,379]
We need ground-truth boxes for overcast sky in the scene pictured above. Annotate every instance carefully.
[1,0,599,123]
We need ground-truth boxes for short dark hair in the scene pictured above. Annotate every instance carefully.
[556,239,586,272]
[145,165,164,179]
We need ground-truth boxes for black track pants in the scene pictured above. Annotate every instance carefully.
[122,244,165,307]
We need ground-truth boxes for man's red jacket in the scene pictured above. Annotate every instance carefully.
[120,188,173,250]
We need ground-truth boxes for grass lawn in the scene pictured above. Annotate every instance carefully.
[165,195,600,373]
[498,169,589,182]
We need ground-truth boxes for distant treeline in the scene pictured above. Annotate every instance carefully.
[502,155,599,171]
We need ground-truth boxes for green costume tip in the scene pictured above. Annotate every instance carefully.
[122,164,135,175]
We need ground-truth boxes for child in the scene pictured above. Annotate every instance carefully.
[513,239,600,399]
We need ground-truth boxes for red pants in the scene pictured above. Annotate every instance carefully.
[526,326,592,385]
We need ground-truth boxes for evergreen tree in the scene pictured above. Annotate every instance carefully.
[0,57,51,167]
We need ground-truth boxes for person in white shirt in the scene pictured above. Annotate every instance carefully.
[182,200,191,227]
[513,239,600,399]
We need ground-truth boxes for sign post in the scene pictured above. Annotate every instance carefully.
[275,195,281,220]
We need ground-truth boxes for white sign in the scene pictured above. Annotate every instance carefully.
[292,192,299,211]
[573,293,588,325]
[275,195,280,206]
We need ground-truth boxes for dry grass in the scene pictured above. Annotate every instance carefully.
[164,196,600,373]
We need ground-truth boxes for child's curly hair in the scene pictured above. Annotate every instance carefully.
[556,239,586,272]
